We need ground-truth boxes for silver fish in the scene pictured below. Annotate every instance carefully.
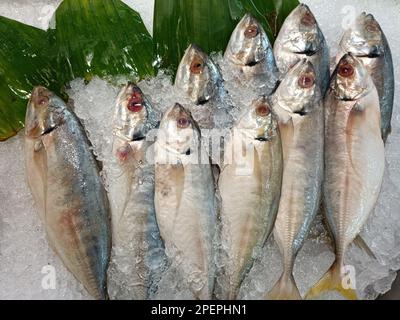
[224,13,279,94]
[108,83,164,299]
[337,12,394,142]
[274,4,330,93]
[154,103,216,299]
[175,44,227,129]
[218,97,282,299]
[306,54,384,300]
[25,86,111,299]
[268,60,324,300]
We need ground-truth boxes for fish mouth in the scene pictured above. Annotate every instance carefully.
[30,86,52,109]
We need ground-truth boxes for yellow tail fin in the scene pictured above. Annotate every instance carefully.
[267,273,302,300]
[305,262,358,300]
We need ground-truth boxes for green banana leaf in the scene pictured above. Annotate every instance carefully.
[0,16,60,141]
[53,0,154,83]
[153,0,299,72]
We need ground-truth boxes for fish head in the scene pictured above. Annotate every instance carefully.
[175,44,221,105]
[277,4,324,55]
[114,83,158,141]
[340,13,384,58]
[275,59,319,114]
[158,103,199,155]
[224,13,272,67]
[237,96,278,141]
[331,53,373,101]
[25,86,66,138]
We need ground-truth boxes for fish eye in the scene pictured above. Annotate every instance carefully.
[338,63,354,78]
[301,12,316,26]
[244,24,259,38]
[177,117,190,129]
[298,73,315,88]
[190,59,203,74]
[37,96,49,106]
[256,104,270,117]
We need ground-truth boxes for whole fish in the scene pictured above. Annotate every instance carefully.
[154,103,216,299]
[274,4,330,93]
[218,96,282,299]
[25,86,111,299]
[108,83,164,299]
[337,12,394,142]
[224,13,279,94]
[268,60,324,300]
[175,44,227,129]
[306,54,384,300]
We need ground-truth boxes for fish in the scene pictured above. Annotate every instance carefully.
[108,83,165,299]
[306,54,385,300]
[224,13,279,94]
[154,103,216,299]
[175,44,227,129]
[274,4,330,94]
[268,59,324,300]
[218,96,282,299]
[337,12,394,142]
[25,86,111,300]
[175,44,232,168]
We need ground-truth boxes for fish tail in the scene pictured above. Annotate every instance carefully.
[305,261,358,300]
[267,272,302,300]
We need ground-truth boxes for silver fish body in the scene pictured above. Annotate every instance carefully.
[306,54,384,300]
[274,4,330,94]
[154,103,216,299]
[218,97,282,299]
[224,13,279,94]
[337,12,394,142]
[25,87,111,299]
[268,60,324,299]
[108,84,164,299]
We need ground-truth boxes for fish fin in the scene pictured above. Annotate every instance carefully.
[305,261,358,300]
[267,273,302,300]
[353,235,377,260]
